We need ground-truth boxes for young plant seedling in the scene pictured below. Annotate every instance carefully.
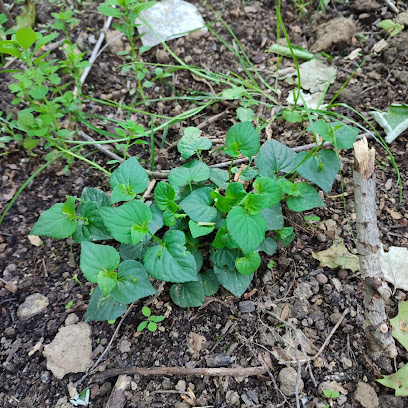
[137,306,165,332]
[323,389,339,407]
[30,121,355,322]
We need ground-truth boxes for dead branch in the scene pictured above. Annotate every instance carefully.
[91,365,267,382]
[353,137,397,359]
[0,0,14,28]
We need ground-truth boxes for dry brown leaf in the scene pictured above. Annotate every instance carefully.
[187,332,206,358]
[385,207,403,220]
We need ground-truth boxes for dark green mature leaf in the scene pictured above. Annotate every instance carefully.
[253,177,282,207]
[80,242,120,283]
[257,237,277,255]
[101,201,152,245]
[189,220,215,238]
[286,183,325,212]
[85,286,127,322]
[168,160,210,187]
[209,168,229,189]
[72,201,112,243]
[255,139,297,178]
[227,206,266,254]
[81,187,110,207]
[154,181,177,211]
[276,227,295,246]
[143,204,163,244]
[110,260,157,304]
[211,248,241,270]
[119,243,145,261]
[179,187,218,223]
[110,157,149,204]
[30,203,77,239]
[177,127,212,159]
[235,251,261,275]
[295,150,339,193]
[144,230,197,283]
[307,120,358,150]
[213,265,253,297]
[225,122,260,158]
[170,279,205,307]
[244,194,271,214]
[201,269,220,296]
[212,222,239,249]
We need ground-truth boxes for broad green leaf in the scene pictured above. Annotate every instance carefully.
[378,19,404,37]
[179,187,218,223]
[15,27,36,49]
[143,204,163,244]
[276,227,295,246]
[283,110,304,123]
[244,194,271,214]
[213,265,253,297]
[137,321,148,331]
[225,122,260,158]
[295,150,339,193]
[111,183,136,204]
[212,222,239,249]
[390,301,408,352]
[154,181,176,211]
[168,160,210,186]
[29,85,48,100]
[227,206,266,254]
[30,203,77,239]
[97,5,124,18]
[97,269,118,297]
[148,322,157,332]
[81,187,110,207]
[85,287,126,322]
[80,242,120,283]
[177,127,212,159]
[201,269,220,296]
[377,365,408,396]
[110,260,157,304]
[142,306,151,317]
[62,196,76,220]
[119,243,145,261]
[369,104,408,144]
[16,110,34,131]
[163,210,177,226]
[209,168,229,189]
[257,237,277,255]
[236,107,255,122]
[286,182,325,212]
[212,182,247,213]
[189,220,215,238]
[101,201,152,244]
[255,139,297,178]
[109,157,149,203]
[72,201,112,243]
[331,122,359,149]
[235,251,261,275]
[211,248,241,270]
[144,230,197,283]
[232,166,257,182]
[253,177,282,207]
[193,250,203,273]
[170,280,205,307]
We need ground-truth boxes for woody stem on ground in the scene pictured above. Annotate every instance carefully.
[0,0,14,28]
[353,137,397,360]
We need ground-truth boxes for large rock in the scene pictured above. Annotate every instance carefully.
[278,367,304,396]
[17,293,49,320]
[43,322,93,379]
[354,382,379,408]
[311,18,356,53]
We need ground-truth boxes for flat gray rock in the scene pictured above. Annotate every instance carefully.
[43,322,93,379]
[17,293,49,320]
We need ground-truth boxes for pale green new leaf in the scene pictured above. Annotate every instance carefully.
[177,127,212,159]
[390,301,408,352]
[377,365,408,396]
[235,251,261,275]
[189,220,215,238]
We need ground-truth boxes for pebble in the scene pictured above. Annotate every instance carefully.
[175,380,186,392]
[323,284,333,295]
[278,367,304,396]
[62,272,70,280]
[155,48,170,64]
[354,382,379,408]
[329,312,344,325]
[4,327,15,337]
[239,300,255,313]
[294,282,313,300]
[338,269,349,280]
[206,354,231,367]
[317,233,327,242]
[64,313,79,326]
[17,293,49,320]
[315,273,328,285]
[161,378,172,390]
[174,403,190,408]
[225,390,240,406]
[41,370,51,383]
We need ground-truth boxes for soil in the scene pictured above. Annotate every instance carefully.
[1,0,408,407]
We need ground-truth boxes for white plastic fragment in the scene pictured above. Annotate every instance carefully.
[136,0,207,47]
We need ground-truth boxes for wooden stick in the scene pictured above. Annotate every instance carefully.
[353,137,397,359]
[0,0,14,28]
[91,365,267,382]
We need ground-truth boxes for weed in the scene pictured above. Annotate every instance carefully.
[137,306,165,332]
[30,120,354,321]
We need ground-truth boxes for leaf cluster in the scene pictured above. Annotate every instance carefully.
[30,122,349,322]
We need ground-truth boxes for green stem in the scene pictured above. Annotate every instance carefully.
[148,231,164,245]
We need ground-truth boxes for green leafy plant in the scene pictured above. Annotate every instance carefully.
[137,306,165,332]
[30,121,351,322]
[379,19,404,38]
[97,0,156,100]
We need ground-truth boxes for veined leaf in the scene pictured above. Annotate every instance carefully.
[168,159,210,186]
[85,286,127,322]
[177,127,212,159]
[170,279,205,307]
[179,187,218,223]
[201,269,220,296]
[286,182,325,212]
[235,251,261,275]
[154,181,177,211]
[189,220,215,238]
[225,121,260,158]
[213,265,253,297]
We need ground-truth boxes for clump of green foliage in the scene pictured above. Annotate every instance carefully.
[30,118,357,322]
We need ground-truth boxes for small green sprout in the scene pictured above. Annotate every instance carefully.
[137,306,165,332]
[65,300,73,309]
